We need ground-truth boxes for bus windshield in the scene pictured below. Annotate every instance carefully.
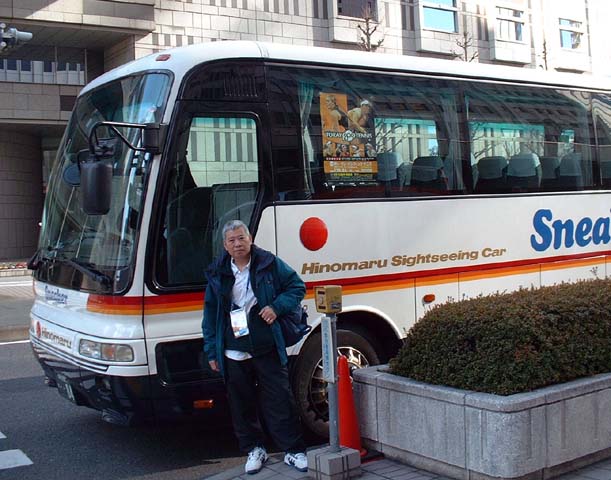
[36,72,171,293]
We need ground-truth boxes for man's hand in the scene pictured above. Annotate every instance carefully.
[259,306,277,325]
[209,360,219,372]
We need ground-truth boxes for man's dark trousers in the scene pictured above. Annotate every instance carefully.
[225,350,305,453]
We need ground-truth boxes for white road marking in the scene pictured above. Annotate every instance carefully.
[0,282,32,287]
[0,432,5,439]
[0,340,30,346]
[0,449,33,469]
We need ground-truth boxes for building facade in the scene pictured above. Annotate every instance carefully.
[0,0,610,259]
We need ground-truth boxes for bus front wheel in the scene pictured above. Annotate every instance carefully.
[292,328,381,438]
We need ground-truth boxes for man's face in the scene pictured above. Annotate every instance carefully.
[223,227,253,261]
[361,104,371,116]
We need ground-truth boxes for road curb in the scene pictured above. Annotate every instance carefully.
[0,268,30,278]
[0,325,29,342]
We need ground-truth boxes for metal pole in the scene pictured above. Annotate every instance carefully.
[327,312,340,452]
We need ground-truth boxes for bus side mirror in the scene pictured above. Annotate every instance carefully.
[81,160,112,215]
[142,123,168,154]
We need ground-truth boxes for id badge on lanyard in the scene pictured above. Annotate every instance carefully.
[230,307,249,338]
[230,274,251,338]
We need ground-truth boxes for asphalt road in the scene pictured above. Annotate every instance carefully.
[0,341,246,480]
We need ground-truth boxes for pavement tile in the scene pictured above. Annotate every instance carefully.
[364,459,402,471]
[576,468,611,480]
[557,475,592,480]
[389,471,434,480]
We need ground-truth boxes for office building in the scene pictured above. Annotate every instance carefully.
[0,0,609,259]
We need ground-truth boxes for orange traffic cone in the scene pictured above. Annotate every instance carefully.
[338,355,367,457]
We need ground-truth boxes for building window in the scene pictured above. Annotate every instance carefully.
[496,7,524,42]
[422,0,457,33]
[20,60,31,71]
[559,18,583,49]
[338,0,377,19]
[43,61,53,72]
[6,59,17,70]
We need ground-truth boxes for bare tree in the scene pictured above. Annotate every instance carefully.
[453,31,478,62]
[357,5,384,52]
[540,38,549,70]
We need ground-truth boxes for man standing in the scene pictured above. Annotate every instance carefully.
[202,220,308,474]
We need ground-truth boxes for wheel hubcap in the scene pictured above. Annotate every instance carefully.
[306,346,370,422]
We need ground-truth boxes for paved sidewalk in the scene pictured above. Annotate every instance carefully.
[205,454,451,480]
[0,269,34,342]
[205,452,611,480]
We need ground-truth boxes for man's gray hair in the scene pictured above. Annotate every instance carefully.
[222,219,251,239]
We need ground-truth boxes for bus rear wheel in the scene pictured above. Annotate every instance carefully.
[293,328,380,438]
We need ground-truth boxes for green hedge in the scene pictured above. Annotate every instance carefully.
[388,279,611,395]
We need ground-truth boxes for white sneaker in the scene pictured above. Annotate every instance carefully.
[284,452,308,472]
[245,446,268,474]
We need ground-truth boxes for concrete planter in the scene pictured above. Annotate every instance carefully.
[353,366,611,480]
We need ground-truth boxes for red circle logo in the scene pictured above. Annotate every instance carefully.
[36,321,41,338]
[300,217,328,251]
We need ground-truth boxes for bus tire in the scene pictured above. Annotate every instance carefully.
[292,327,381,438]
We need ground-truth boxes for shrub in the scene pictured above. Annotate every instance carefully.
[388,279,611,395]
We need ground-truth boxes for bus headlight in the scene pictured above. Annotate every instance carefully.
[79,339,134,362]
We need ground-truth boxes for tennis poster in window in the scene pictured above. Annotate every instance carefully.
[320,92,377,184]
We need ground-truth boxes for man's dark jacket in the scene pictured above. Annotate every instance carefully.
[202,244,306,376]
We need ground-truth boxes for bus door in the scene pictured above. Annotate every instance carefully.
[144,102,275,420]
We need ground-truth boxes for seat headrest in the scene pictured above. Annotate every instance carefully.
[411,156,443,182]
[477,156,507,179]
[540,157,560,179]
[508,154,538,177]
[559,153,582,176]
[413,156,443,168]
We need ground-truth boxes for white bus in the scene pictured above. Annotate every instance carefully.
[29,41,611,436]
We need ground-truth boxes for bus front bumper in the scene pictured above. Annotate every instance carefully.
[31,336,230,426]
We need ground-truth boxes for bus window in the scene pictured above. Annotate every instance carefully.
[466,82,593,193]
[593,94,611,188]
[156,116,259,286]
[267,66,465,199]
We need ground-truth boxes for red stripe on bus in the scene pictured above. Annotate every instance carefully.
[87,251,611,313]
[304,251,611,289]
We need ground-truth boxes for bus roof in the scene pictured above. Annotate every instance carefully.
[82,40,611,95]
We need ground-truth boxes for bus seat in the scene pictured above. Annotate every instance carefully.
[507,153,541,190]
[166,186,212,284]
[558,153,584,189]
[397,162,412,188]
[540,156,560,189]
[474,156,507,192]
[209,182,258,256]
[600,161,611,188]
[410,156,447,191]
[377,152,400,182]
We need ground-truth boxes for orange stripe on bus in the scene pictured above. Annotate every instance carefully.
[87,254,611,315]
[540,256,603,271]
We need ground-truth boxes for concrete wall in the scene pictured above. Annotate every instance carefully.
[355,367,611,480]
[0,130,43,260]
[0,82,78,123]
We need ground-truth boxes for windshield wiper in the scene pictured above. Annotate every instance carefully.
[28,246,63,270]
[62,258,113,288]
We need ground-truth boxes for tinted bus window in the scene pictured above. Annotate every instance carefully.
[466,82,593,193]
[267,66,465,200]
[593,94,611,188]
[156,116,260,286]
